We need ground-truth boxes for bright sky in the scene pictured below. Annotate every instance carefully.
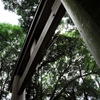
[0,0,20,25]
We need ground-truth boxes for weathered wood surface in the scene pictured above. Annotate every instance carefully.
[10,0,100,97]
[18,0,65,94]
[61,0,100,67]
[9,0,65,94]
[11,75,20,100]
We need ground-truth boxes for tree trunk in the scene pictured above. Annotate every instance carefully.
[72,88,76,100]
[84,90,88,100]
[0,91,3,100]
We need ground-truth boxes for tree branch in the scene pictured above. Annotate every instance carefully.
[52,72,96,100]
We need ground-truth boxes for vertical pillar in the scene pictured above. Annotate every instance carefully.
[18,90,25,100]
[11,75,25,100]
[11,75,20,100]
[60,0,100,68]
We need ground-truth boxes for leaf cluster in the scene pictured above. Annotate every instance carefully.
[1,0,40,32]
[28,30,100,100]
[0,23,25,99]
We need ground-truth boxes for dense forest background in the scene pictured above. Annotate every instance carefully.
[0,0,100,100]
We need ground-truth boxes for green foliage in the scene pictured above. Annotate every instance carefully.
[1,0,100,99]
[1,0,40,32]
[29,30,100,100]
[0,22,99,100]
[0,23,25,99]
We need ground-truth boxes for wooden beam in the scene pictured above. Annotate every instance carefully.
[61,0,100,67]
[11,75,20,100]
[17,0,55,76]
[11,75,25,100]
[9,0,56,91]
[76,0,100,27]
[18,1,65,94]
[18,90,25,100]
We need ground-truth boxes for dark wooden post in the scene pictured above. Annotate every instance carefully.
[18,90,25,100]
[11,75,25,100]
[11,75,19,100]
[61,0,100,68]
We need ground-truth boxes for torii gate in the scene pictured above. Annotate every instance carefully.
[9,0,100,99]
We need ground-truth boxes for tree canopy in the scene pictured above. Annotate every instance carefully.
[1,0,40,32]
[0,23,100,100]
[0,23,25,99]
[1,0,100,100]
[25,30,100,100]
